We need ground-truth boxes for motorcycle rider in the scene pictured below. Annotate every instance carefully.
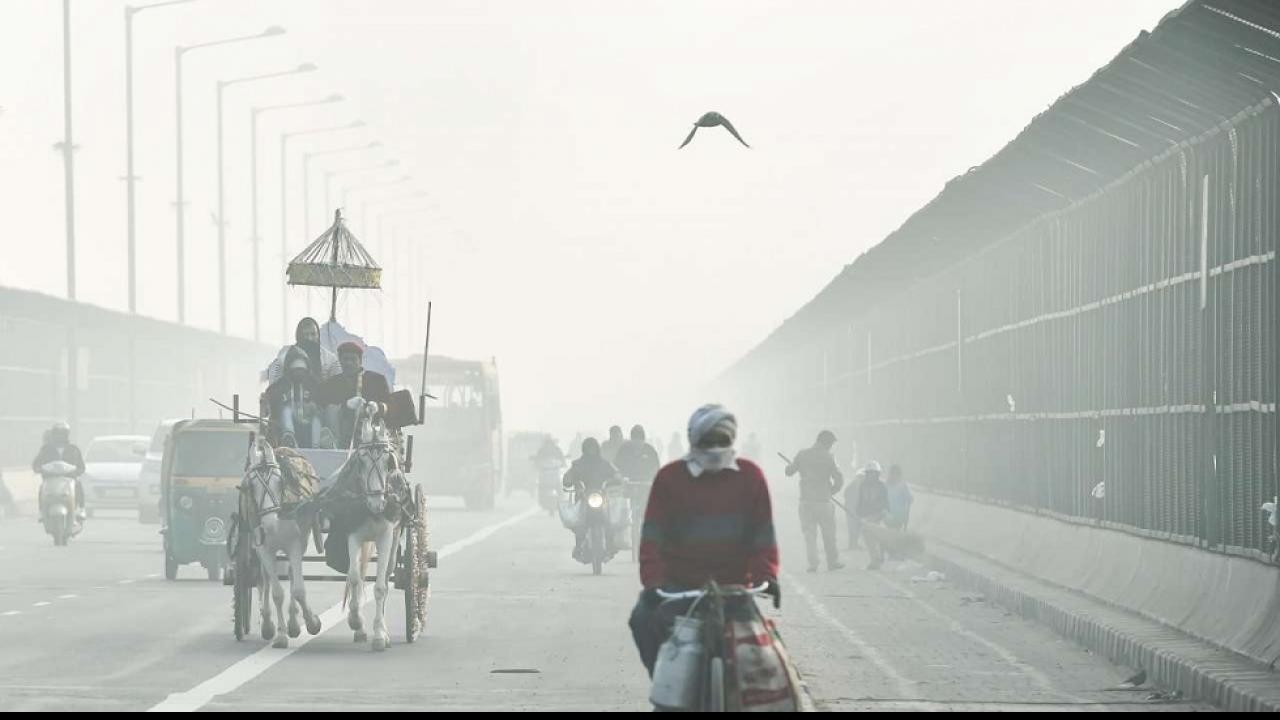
[629,404,781,676]
[614,425,661,544]
[31,422,86,522]
[615,425,661,486]
[601,425,626,464]
[533,437,567,505]
[534,436,566,467]
[562,437,620,560]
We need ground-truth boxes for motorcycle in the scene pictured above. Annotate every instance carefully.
[536,460,562,516]
[562,482,628,575]
[39,460,83,546]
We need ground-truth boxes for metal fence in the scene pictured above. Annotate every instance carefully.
[0,287,270,468]
[720,0,1280,562]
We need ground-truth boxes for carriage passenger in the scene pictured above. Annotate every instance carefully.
[265,317,341,385]
[315,341,393,448]
[265,348,332,449]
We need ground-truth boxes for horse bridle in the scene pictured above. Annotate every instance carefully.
[353,439,398,500]
[244,440,284,519]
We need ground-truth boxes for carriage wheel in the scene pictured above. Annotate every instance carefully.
[231,513,255,641]
[402,485,430,643]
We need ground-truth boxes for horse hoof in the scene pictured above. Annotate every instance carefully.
[354,631,368,643]
[273,635,289,649]
[372,636,388,652]
[261,622,275,641]
[306,617,322,636]
[287,619,302,638]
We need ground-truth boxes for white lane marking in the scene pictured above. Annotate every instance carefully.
[92,586,107,590]
[2,611,20,617]
[118,579,134,585]
[149,506,540,713]
[32,601,50,607]
[875,573,1089,704]
[786,573,920,702]
[147,574,160,579]
[58,594,78,600]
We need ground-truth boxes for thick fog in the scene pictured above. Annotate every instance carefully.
[0,0,1176,440]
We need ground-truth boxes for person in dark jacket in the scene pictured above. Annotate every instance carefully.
[629,404,781,676]
[785,430,845,572]
[32,422,86,521]
[266,316,340,384]
[563,437,620,559]
[316,342,393,447]
[601,425,626,464]
[855,461,889,569]
[265,347,329,448]
[614,425,662,549]
[614,425,660,485]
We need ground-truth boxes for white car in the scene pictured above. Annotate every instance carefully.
[81,435,149,515]
[137,420,182,523]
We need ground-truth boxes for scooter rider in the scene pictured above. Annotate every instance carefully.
[31,422,86,522]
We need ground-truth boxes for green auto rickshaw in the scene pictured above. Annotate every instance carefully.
[160,419,251,581]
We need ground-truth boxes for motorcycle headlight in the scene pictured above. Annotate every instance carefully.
[587,493,604,509]
[178,495,194,510]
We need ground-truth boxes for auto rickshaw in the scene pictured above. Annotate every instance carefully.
[160,419,251,581]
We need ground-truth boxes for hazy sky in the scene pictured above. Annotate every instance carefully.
[0,0,1180,441]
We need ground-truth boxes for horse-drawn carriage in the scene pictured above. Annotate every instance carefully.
[224,209,437,651]
[226,401,434,649]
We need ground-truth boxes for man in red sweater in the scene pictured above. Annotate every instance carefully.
[628,404,781,676]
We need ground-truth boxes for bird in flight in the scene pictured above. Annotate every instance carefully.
[679,111,750,149]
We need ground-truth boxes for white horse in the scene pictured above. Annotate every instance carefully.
[341,406,407,652]
[243,438,323,648]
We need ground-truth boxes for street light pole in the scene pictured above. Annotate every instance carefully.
[355,191,424,340]
[247,93,342,341]
[278,121,363,340]
[215,64,316,337]
[346,179,412,333]
[375,206,430,355]
[174,25,284,326]
[61,0,76,302]
[124,0,194,315]
[308,152,391,236]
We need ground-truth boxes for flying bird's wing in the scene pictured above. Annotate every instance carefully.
[678,125,699,149]
[718,116,751,148]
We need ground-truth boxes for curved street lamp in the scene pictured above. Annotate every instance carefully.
[173,25,285,325]
[214,62,316,335]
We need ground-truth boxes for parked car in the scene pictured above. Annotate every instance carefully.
[81,435,149,515]
[138,420,182,523]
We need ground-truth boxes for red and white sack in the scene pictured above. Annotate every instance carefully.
[724,601,804,712]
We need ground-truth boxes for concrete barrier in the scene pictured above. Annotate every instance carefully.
[913,490,1280,667]
[0,466,39,516]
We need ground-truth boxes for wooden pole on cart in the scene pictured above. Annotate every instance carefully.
[418,301,433,423]
[329,210,342,321]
